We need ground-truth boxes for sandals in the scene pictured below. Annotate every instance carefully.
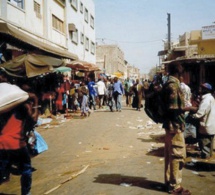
[170,187,191,195]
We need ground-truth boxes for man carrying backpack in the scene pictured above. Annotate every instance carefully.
[162,62,191,195]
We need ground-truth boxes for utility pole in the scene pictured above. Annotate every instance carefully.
[103,54,106,73]
[167,13,171,51]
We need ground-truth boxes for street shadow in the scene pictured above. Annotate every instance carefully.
[94,174,166,192]
[8,164,37,176]
[137,137,154,143]
[138,133,165,144]
[150,134,165,143]
[71,115,87,119]
[146,147,165,157]
[122,108,141,111]
[185,160,215,172]
[0,193,16,195]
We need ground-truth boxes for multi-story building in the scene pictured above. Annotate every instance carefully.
[127,65,140,81]
[66,0,95,64]
[96,44,126,77]
[0,0,95,65]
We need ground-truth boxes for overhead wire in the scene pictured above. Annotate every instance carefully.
[96,38,163,44]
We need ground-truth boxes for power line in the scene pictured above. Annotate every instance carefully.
[96,38,162,44]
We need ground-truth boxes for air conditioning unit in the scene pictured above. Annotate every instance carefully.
[68,23,76,32]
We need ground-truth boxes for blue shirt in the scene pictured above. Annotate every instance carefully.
[113,80,124,95]
[87,81,97,96]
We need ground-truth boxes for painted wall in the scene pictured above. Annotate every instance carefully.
[198,40,215,55]
[96,45,126,75]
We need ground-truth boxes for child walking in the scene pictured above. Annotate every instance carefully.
[80,87,91,117]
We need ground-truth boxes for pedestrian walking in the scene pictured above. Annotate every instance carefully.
[80,87,90,117]
[87,77,97,110]
[131,79,144,111]
[0,90,39,195]
[113,77,124,112]
[124,77,132,107]
[102,77,108,106]
[162,62,191,194]
[106,78,115,112]
[96,78,106,109]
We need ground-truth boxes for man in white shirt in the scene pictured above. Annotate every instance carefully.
[192,83,215,159]
[180,76,192,107]
[96,78,106,109]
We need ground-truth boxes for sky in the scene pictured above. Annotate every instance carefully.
[94,0,215,74]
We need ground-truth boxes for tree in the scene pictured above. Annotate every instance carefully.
[148,66,157,81]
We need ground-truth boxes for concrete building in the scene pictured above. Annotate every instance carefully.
[96,44,126,77]
[159,24,215,91]
[127,65,140,81]
[66,0,96,63]
[0,0,95,64]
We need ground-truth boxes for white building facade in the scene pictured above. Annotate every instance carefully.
[67,0,96,63]
[0,0,95,63]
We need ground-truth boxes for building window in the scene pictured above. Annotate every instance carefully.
[70,29,78,44]
[90,15,94,29]
[85,37,89,51]
[70,0,77,10]
[80,32,84,44]
[34,1,41,18]
[80,2,83,13]
[52,15,64,33]
[8,0,24,9]
[55,0,65,6]
[91,41,95,54]
[84,8,89,23]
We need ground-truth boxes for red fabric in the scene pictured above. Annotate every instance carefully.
[55,86,64,110]
[63,81,70,91]
[0,114,26,150]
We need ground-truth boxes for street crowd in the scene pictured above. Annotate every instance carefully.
[1,62,215,194]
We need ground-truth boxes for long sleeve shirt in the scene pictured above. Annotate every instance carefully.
[87,81,97,96]
[163,76,185,133]
[193,93,215,135]
[96,81,106,95]
[113,80,124,95]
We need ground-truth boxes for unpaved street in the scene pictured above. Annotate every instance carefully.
[1,99,215,195]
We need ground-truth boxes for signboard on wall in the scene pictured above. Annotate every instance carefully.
[202,25,215,40]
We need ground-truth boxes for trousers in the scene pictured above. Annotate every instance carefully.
[198,134,214,158]
[0,147,32,195]
[164,131,186,190]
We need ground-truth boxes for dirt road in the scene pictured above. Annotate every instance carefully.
[1,99,215,195]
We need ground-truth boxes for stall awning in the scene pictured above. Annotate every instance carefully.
[113,71,124,78]
[67,60,100,71]
[66,61,89,71]
[0,54,65,78]
[0,21,78,60]
[55,66,71,73]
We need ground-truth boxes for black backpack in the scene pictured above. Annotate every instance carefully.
[144,82,168,124]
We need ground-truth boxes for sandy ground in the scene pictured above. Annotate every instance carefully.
[1,98,215,195]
